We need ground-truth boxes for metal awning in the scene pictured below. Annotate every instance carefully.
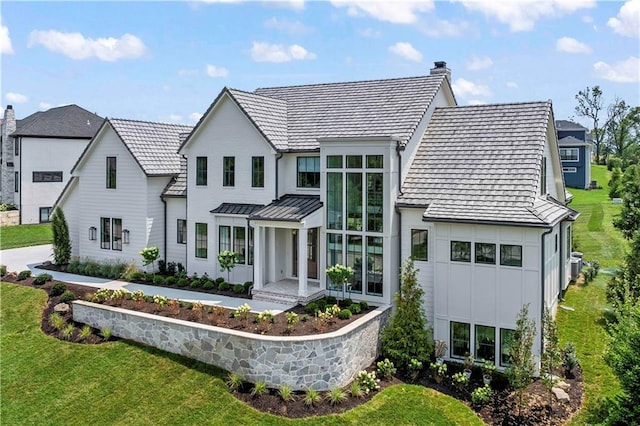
[249,195,322,222]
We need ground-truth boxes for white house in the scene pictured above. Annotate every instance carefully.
[1,105,103,224]
[57,62,577,368]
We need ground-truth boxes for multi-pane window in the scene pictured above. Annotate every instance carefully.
[475,325,496,362]
[196,157,207,186]
[327,155,342,168]
[223,157,235,187]
[366,155,383,168]
[366,236,383,296]
[500,244,522,267]
[451,241,471,262]
[326,233,342,290]
[346,173,362,231]
[411,229,428,261]
[366,173,383,232]
[559,148,579,161]
[100,217,111,249]
[248,227,254,265]
[500,328,516,366]
[347,235,363,293]
[195,223,207,258]
[106,157,117,189]
[234,227,246,264]
[475,243,496,264]
[327,172,343,230]
[346,155,362,168]
[177,219,187,244]
[252,156,264,188]
[219,225,231,252]
[39,207,52,223]
[112,218,122,251]
[451,322,470,358]
[33,171,62,182]
[297,156,320,188]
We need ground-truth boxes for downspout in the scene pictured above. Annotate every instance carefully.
[274,152,283,200]
[558,224,564,301]
[396,140,405,297]
[18,137,22,224]
[540,226,553,358]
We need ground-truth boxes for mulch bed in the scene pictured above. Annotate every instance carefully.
[2,272,584,423]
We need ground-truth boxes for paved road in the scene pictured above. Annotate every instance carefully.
[0,244,293,313]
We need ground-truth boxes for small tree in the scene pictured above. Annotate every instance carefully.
[540,305,562,409]
[218,250,239,282]
[139,246,159,274]
[613,165,640,240]
[380,258,433,371]
[51,207,71,265]
[325,263,354,301]
[505,303,536,417]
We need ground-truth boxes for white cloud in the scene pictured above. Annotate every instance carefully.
[1,18,13,54]
[206,64,229,78]
[28,30,146,61]
[419,18,473,38]
[265,0,305,11]
[388,42,422,62]
[358,28,381,38]
[556,36,592,54]
[451,78,492,98]
[455,0,595,32]
[39,102,52,110]
[506,81,518,88]
[264,17,312,34]
[6,92,28,103]
[168,114,183,122]
[467,99,487,106]
[178,68,199,77]
[593,56,640,83]
[607,0,639,37]
[582,15,593,24]
[250,41,316,62]
[330,0,434,24]
[190,112,203,123]
[467,56,493,71]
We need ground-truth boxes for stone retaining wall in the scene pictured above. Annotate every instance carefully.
[0,210,19,227]
[73,301,390,390]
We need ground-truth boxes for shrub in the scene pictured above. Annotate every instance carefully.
[326,296,337,305]
[408,358,423,381]
[277,383,295,402]
[226,373,243,392]
[0,264,6,277]
[153,295,168,307]
[303,388,320,407]
[233,303,252,321]
[359,301,369,311]
[100,328,112,341]
[563,342,579,377]
[233,284,244,294]
[17,270,32,281]
[153,275,166,286]
[60,290,76,304]
[50,282,67,296]
[49,313,65,330]
[79,325,93,340]
[51,207,72,265]
[61,324,75,340]
[349,381,364,398]
[166,261,177,276]
[305,302,319,315]
[158,259,167,275]
[349,303,362,314]
[285,312,299,333]
[243,281,253,292]
[83,260,101,277]
[430,362,447,384]
[316,298,327,311]
[301,314,309,322]
[250,381,269,398]
[338,309,352,320]
[339,298,353,308]
[177,278,189,287]
[355,370,379,394]
[452,372,469,391]
[215,276,224,284]
[33,273,53,285]
[202,279,215,290]
[165,276,176,286]
[218,282,230,291]
[326,388,348,406]
[376,358,397,380]
[190,279,202,288]
[471,385,493,406]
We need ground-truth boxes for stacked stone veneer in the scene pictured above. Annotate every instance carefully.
[73,301,390,390]
[0,210,19,227]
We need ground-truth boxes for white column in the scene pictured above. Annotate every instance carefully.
[267,227,276,282]
[298,228,308,297]
[253,225,263,290]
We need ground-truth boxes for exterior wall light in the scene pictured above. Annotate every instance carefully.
[89,226,97,241]
[123,229,130,244]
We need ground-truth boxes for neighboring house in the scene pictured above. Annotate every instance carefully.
[57,118,191,265]
[556,120,592,189]
[57,62,577,369]
[1,104,103,224]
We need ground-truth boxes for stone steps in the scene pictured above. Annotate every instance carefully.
[252,288,325,306]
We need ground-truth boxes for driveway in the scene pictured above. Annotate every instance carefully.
[0,244,293,313]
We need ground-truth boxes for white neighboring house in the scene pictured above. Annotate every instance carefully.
[56,118,191,268]
[2,105,103,224]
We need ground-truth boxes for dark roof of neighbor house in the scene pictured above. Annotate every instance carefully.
[12,104,103,138]
[185,73,449,152]
[558,136,591,147]
[249,195,322,222]
[210,203,265,215]
[398,101,575,226]
[555,120,588,131]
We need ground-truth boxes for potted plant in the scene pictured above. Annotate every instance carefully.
[482,359,496,385]
[434,340,447,365]
[463,353,474,379]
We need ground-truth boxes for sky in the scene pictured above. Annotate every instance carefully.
[1,0,638,128]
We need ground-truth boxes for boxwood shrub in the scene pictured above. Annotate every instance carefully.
[233,284,244,294]
[338,309,352,320]
[60,290,76,304]
[50,283,67,297]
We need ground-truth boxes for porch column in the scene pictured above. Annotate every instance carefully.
[254,225,263,290]
[267,227,276,282]
[298,228,308,297]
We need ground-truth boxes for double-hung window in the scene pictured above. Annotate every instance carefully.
[297,156,320,188]
[451,321,470,358]
[411,229,428,261]
[195,223,208,258]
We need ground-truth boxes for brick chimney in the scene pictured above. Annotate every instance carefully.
[430,61,451,82]
[1,105,17,204]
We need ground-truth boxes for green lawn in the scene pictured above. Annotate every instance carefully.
[557,165,627,425]
[0,223,52,250]
[0,283,483,426]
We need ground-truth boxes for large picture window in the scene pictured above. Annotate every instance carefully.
[327,172,343,230]
[500,328,516,366]
[252,156,264,188]
[411,229,428,261]
[559,148,579,161]
[475,325,496,362]
[177,219,187,244]
[346,173,363,231]
[223,156,235,187]
[475,243,496,264]
[106,157,117,189]
[451,241,471,262]
[347,235,363,293]
[326,233,343,290]
[33,171,62,183]
[100,217,111,249]
[196,157,207,186]
[195,223,207,258]
[451,321,470,358]
[500,244,522,267]
[297,156,320,188]
[366,236,383,296]
[366,173,383,232]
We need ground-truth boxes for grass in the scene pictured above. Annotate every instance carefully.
[557,165,628,425]
[0,283,483,425]
[0,223,52,250]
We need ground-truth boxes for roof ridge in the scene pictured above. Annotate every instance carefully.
[256,73,442,92]
[435,100,551,110]
[108,117,193,129]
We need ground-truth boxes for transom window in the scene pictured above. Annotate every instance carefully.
[451,321,470,358]
[223,157,235,187]
[196,157,207,186]
[106,157,117,189]
[411,229,428,261]
[195,223,208,258]
[33,171,62,183]
[500,244,522,267]
[475,243,496,264]
[296,156,320,188]
[475,325,496,362]
[560,148,579,161]
[252,156,264,188]
[451,241,471,262]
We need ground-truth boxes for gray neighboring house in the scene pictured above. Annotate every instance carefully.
[0,104,103,224]
[555,120,592,189]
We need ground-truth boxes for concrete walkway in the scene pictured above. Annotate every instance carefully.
[0,244,294,314]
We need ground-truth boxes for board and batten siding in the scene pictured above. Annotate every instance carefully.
[165,197,187,266]
[182,94,277,276]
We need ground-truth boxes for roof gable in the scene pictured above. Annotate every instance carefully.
[12,104,103,139]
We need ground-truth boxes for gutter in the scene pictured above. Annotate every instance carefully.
[161,196,167,265]
[18,137,22,224]
[396,140,405,297]
[540,226,553,356]
[275,152,283,200]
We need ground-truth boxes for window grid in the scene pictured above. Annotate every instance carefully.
[100,217,110,249]
[296,156,320,188]
[223,157,235,187]
[195,223,207,258]
[411,229,428,261]
[559,148,579,162]
[106,157,117,189]
[234,226,246,264]
[112,218,122,251]
[177,219,187,244]
[451,321,470,358]
[475,325,496,362]
[252,156,264,188]
[219,225,231,252]
[196,157,207,186]
[33,171,63,183]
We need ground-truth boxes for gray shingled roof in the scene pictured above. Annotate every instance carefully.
[210,203,264,215]
[109,119,192,176]
[12,104,103,138]
[399,102,574,226]
[249,195,322,222]
[162,158,187,197]
[555,120,587,131]
[558,136,590,146]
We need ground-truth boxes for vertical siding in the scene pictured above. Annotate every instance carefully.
[165,197,187,266]
[146,176,171,257]
[59,179,80,258]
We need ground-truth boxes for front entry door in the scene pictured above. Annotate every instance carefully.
[292,229,318,279]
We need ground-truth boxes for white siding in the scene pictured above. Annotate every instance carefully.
[58,179,80,258]
[165,197,187,266]
[280,153,321,196]
[18,137,89,224]
[146,177,172,256]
